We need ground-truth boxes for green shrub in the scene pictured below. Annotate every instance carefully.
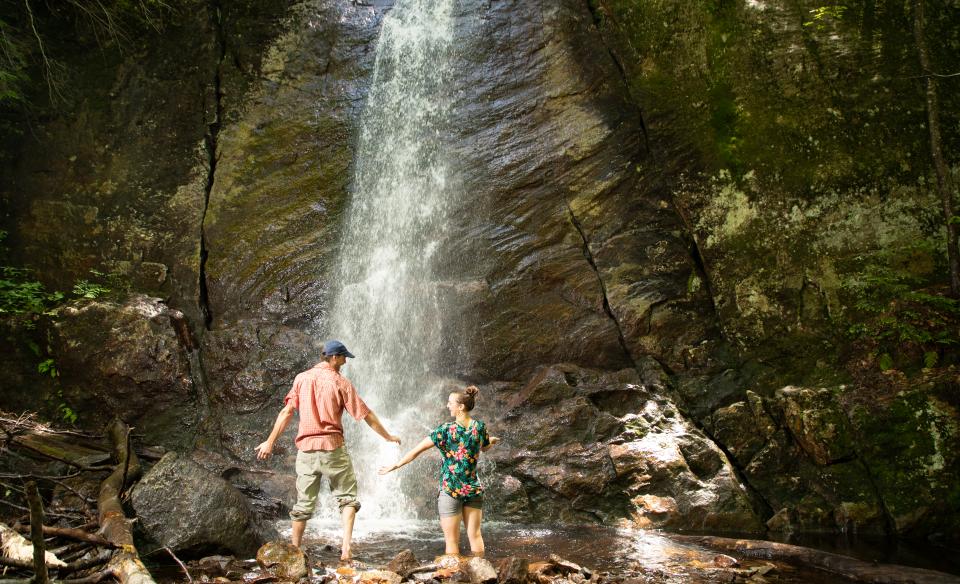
[843,258,959,371]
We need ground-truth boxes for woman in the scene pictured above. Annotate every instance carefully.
[379,386,499,557]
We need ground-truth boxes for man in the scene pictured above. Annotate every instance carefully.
[255,339,400,558]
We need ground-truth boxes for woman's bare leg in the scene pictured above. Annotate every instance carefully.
[462,506,484,557]
[440,514,462,555]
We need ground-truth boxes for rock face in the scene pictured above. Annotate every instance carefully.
[1,0,959,538]
[483,364,764,531]
[707,381,960,535]
[52,296,197,450]
[131,452,276,557]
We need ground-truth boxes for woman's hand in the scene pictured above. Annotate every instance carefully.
[379,463,399,475]
[489,436,501,446]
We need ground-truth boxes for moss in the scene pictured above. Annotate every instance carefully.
[850,391,960,532]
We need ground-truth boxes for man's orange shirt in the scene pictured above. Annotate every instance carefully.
[284,361,372,451]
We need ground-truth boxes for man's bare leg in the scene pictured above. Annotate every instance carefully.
[340,507,357,560]
[291,519,307,548]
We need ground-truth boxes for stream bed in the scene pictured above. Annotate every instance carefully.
[281,520,960,583]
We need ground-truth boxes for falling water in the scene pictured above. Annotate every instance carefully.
[321,0,459,521]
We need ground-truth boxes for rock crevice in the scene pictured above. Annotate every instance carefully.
[565,203,635,369]
[199,0,227,333]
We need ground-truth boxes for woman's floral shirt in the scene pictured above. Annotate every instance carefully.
[430,420,490,500]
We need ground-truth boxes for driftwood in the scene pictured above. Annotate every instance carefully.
[13,523,115,548]
[669,534,960,584]
[0,523,66,567]
[26,481,50,584]
[97,418,155,584]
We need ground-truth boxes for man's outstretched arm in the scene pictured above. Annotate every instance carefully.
[363,411,401,445]
[255,403,296,459]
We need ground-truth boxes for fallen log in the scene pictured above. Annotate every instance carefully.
[0,523,66,567]
[668,534,960,584]
[97,418,155,584]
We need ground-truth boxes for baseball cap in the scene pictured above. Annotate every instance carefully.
[323,339,355,358]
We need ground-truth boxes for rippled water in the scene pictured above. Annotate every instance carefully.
[279,519,954,584]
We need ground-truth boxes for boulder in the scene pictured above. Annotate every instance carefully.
[131,452,276,556]
[487,364,763,531]
[51,296,197,450]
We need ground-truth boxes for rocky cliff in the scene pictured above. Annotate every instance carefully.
[1,0,957,539]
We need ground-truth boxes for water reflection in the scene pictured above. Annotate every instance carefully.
[286,520,848,583]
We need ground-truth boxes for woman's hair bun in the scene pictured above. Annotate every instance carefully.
[463,385,480,397]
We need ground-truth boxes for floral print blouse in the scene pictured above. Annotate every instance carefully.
[430,420,490,500]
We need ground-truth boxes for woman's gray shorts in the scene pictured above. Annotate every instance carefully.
[437,491,483,517]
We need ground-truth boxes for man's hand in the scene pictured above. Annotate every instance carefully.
[255,441,274,459]
[386,435,402,445]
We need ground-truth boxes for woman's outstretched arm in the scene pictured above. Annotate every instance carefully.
[379,436,435,474]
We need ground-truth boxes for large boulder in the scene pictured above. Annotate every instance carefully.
[131,452,277,557]
[51,296,198,450]
[484,364,764,531]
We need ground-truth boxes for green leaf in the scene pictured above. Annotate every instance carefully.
[878,353,894,371]
[923,351,938,369]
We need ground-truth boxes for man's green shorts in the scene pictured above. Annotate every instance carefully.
[289,447,360,521]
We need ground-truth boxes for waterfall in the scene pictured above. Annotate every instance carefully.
[321,0,458,521]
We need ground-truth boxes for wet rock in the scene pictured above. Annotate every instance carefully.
[712,554,738,568]
[490,364,762,531]
[463,558,497,584]
[547,555,582,575]
[496,557,528,584]
[765,508,795,533]
[386,549,418,577]
[358,570,402,584]
[256,542,308,581]
[131,452,277,557]
[197,555,233,576]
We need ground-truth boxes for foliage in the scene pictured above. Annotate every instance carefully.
[0,266,64,315]
[0,0,173,106]
[72,270,111,299]
[843,256,960,371]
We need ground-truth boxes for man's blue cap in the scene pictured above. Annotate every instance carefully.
[323,339,355,358]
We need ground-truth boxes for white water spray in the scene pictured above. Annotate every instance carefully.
[319,0,459,521]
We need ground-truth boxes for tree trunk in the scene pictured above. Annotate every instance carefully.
[914,0,960,296]
[97,419,155,584]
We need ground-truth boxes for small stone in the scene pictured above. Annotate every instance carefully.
[712,554,738,568]
[547,555,581,575]
[359,570,402,584]
[198,555,232,576]
[496,557,528,584]
[387,549,419,576]
[256,542,308,580]
[755,564,775,576]
[464,557,497,584]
